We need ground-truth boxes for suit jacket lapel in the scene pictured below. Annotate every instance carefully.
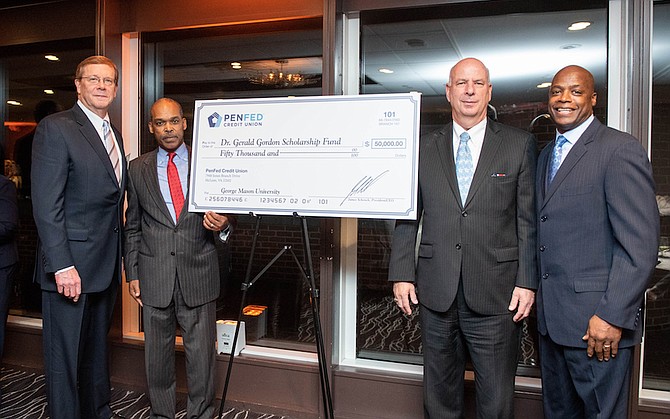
[143,151,175,225]
[72,105,120,187]
[541,118,600,207]
[464,119,502,207]
[436,123,461,204]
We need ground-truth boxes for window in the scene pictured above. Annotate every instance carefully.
[643,0,670,394]
[1,39,96,320]
[139,21,324,351]
[354,1,608,371]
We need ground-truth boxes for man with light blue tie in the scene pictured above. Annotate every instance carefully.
[124,98,231,418]
[389,57,538,418]
[536,65,659,418]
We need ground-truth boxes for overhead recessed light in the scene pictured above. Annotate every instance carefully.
[405,38,425,48]
[537,82,551,89]
[560,44,582,50]
[568,21,591,31]
[231,62,242,69]
[44,89,55,94]
[7,100,22,106]
[378,68,394,74]
[44,54,60,61]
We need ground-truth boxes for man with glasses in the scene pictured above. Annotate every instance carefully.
[32,55,126,419]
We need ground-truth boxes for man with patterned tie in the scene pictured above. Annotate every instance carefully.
[124,97,231,419]
[389,57,537,418]
[32,55,127,419]
[536,65,659,418]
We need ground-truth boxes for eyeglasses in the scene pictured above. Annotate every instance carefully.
[79,76,115,86]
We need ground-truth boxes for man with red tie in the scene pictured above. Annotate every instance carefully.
[124,97,231,418]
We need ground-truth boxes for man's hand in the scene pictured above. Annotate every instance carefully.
[393,282,418,315]
[508,287,534,322]
[128,280,143,307]
[55,268,82,302]
[203,211,229,231]
[582,314,622,361]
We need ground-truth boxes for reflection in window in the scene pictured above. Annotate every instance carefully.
[141,24,323,352]
[357,2,607,371]
[1,40,95,319]
[644,0,670,393]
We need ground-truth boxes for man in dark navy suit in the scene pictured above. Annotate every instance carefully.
[536,65,659,418]
[32,55,127,419]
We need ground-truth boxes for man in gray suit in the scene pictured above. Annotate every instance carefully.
[124,98,231,419]
[389,57,537,418]
[536,65,659,418]
[32,55,126,419]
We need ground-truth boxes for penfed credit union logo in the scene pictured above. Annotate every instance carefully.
[208,112,264,128]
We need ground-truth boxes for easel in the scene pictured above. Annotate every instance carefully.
[216,213,334,419]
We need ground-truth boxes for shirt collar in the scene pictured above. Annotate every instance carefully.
[157,142,188,163]
[453,118,487,143]
[556,114,594,144]
[77,100,109,130]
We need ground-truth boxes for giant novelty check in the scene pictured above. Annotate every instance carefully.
[188,93,421,219]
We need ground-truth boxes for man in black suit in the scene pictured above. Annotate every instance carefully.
[32,55,126,419]
[389,57,537,418]
[0,145,19,370]
[536,65,659,418]
[124,98,230,418]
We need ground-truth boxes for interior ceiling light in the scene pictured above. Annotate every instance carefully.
[44,89,55,94]
[560,44,582,50]
[568,21,591,31]
[378,68,394,74]
[231,62,242,69]
[7,100,22,106]
[405,38,425,48]
[537,82,551,88]
[248,59,318,88]
[44,54,60,61]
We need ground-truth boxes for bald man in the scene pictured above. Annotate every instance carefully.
[389,58,537,418]
[536,65,659,418]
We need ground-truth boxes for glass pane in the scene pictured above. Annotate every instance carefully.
[141,26,323,351]
[357,2,607,371]
[2,41,95,319]
[643,0,670,393]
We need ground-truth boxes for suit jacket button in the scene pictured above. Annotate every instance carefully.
[461,211,468,217]
[455,243,462,250]
[540,215,547,222]
[542,273,549,279]
[170,251,175,256]
[539,245,546,252]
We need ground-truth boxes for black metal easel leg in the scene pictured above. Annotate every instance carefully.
[216,214,334,419]
[298,216,334,419]
[217,215,262,419]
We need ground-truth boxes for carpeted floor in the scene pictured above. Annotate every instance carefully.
[0,366,294,419]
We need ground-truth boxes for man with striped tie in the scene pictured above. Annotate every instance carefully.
[124,98,231,419]
[32,55,127,419]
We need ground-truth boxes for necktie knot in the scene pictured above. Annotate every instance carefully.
[556,135,568,148]
[460,131,471,144]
